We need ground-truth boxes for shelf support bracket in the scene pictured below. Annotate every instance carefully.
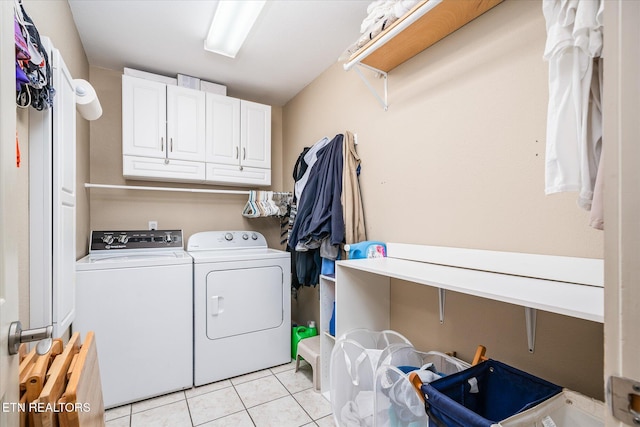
[438,288,445,324]
[525,307,537,353]
[352,63,388,111]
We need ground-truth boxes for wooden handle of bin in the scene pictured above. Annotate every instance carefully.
[472,345,488,366]
[409,372,425,402]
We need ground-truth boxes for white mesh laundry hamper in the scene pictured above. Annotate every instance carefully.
[374,348,471,427]
[379,347,471,377]
[330,329,413,427]
[498,389,604,426]
[337,329,413,358]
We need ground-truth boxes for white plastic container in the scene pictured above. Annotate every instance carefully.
[200,79,227,95]
[499,389,604,426]
[177,73,200,89]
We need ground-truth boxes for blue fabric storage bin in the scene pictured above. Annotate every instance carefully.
[421,359,562,427]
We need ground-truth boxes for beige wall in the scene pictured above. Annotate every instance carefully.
[17,0,90,327]
[87,66,286,251]
[14,0,605,401]
[283,0,604,398]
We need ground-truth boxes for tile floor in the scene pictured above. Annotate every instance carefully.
[104,360,337,427]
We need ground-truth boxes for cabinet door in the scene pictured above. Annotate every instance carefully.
[205,93,240,165]
[167,85,206,162]
[240,100,271,169]
[122,75,166,159]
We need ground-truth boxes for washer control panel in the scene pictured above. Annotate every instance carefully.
[89,230,183,252]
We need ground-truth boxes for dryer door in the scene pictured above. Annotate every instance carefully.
[206,266,283,340]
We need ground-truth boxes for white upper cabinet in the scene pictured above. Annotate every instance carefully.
[122,75,206,183]
[122,72,270,186]
[205,93,271,186]
[122,76,166,159]
[241,100,271,170]
[166,85,206,162]
[205,94,241,165]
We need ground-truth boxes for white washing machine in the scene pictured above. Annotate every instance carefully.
[188,231,291,386]
[74,230,193,408]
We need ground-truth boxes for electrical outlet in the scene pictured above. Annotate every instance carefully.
[148,221,158,230]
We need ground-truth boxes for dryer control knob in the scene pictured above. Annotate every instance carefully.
[102,235,114,245]
[242,233,249,240]
[251,233,258,240]
[118,235,129,244]
[225,232,233,241]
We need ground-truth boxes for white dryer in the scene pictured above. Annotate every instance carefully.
[188,231,291,386]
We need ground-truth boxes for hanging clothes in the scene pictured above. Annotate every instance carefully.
[287,146,311,291]
[589,135,604,230]
[289,132,368,287]
[585,56,603,222]
[14,0,54,110]
[543,0,604,224]
[341,131,367,246]
[290,134,345,256]
[294,136,330,202]
[289,134,345,286]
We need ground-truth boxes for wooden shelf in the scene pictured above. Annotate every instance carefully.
[346,0,504,73]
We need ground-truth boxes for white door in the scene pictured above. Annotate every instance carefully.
[603,1,640,426]
[205,93,240,165]
[28,39,53,331]
[51,48,76,337]
[122,75,166,159]
[206,266,283,340]
[0,1,20,424]
[240,100,271,169]
[166,85,206,162]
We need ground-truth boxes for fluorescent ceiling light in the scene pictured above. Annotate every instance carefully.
[205,0,266,58]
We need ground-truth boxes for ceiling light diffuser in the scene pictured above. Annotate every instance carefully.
[204,0,266,58]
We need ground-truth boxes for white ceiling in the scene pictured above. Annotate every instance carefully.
[67,0,370,106]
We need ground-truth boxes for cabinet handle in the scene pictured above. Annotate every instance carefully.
[235,147,239,159]
[242,147,246,160]
[170,138,173,152]
[161,137,164,151]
